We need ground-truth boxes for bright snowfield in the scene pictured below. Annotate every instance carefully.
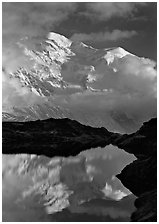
[2,32,157,133]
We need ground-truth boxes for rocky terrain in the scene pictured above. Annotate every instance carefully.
[2,117,157,221]
[3,118,114,157]
[4,32,152,133]
[116,118,157,221]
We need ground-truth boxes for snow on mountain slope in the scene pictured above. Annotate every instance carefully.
[103,47,133,66]
[11,32,135,97]
[2,105,139,133]
[3,32,155,133]
[48,32,72,48]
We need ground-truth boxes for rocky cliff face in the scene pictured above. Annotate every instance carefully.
[116,119,157,221]
[2,117,157,221]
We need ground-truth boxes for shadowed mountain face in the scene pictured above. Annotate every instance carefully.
[3,118,113,157]
[2,117,156,158]
[3,33,156,134]
[2,117,157,221]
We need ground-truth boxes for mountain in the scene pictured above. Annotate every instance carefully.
[2,117,157,221]
[2,117,114,157]
[116,118,157,221]
[2,105,72,122]
[9,33,134,97]
[3,116,156,158]
[12,33,133,97]
[3,32,142,133]
[2,151,136,221]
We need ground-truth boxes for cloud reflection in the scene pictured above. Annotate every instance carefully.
[3,145,136,216]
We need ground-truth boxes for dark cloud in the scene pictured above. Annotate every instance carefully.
[2,2,77,38]
[71,30,137,42]
[2,3,156,126]
[2,2,77,72]
[83,2,147,21]
[3,33,156,123]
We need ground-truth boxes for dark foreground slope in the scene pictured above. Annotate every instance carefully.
[3,118,116,157]
[116,118,157,222]
[2,117,157,221]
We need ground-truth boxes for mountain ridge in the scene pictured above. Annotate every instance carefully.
[13,32,134,97]
[2,117,157,221]
[3,32,154,133]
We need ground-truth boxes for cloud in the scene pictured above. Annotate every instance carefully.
[54,53,156,123]
[86,164,100,176]
[2,154,28,175]
[2,24,156,130]
[2,2,146,72]
[60,157,91,187]
[3,150,135,218]
[84,2,146,21]
[2,69,45,111]
[71,30,137,42]
[102,182,127,201]
[2,2,77,108]
[69,202,131,219]
[44,183,72,214]
[81,145,135,196]
[2,2,77,38]
[61,90,156,124]
[2,2,77,72]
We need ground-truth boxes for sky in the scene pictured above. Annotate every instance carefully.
[1,4,157,220]
[2,2,157,128]
[2,2,157,72]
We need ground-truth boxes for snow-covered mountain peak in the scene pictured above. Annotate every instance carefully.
[103,47,134,65]
[80,42,96,50]
[7,33,141,104]
[4,32,145,132]
[9,32,138,98]
[47,32,72,48]
[111,47,134,58]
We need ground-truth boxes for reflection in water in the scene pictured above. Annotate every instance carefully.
[2,145,136,222]
[3,164,49,221]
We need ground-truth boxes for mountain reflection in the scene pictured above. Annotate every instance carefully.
[2,145,136,222]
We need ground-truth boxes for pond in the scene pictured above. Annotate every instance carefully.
[2,145,137,222]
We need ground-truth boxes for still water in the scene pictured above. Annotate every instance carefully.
[2,145,136,222]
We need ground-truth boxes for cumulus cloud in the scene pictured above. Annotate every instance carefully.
[2,16,156,129]
[61,90,156,124]
[60,157,91,187]
[3,149,135,218]
[2,3,76,37]
[3,2,147,72]
[84,2,146,21]
[102,182,127,201]
[71,30,137,42]
[2,2,77,72]
[55,52,157,123]
[86,164,100,176]
[2,69,44,111]
[81,146,136,195]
